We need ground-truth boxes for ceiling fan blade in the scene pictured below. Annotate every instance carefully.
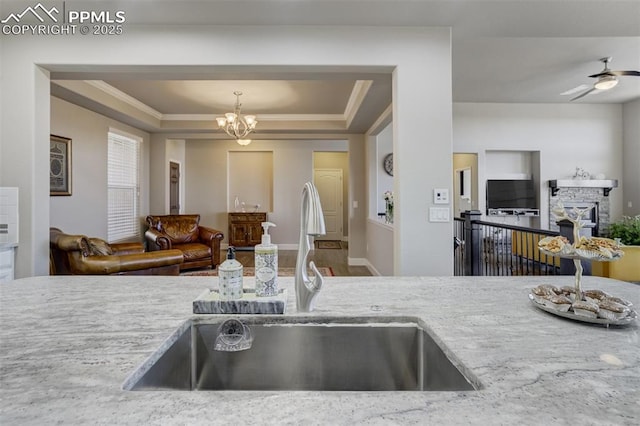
[570,87,596,101]
[589,70,640,78]
[560,84,590,96]
[588,71,614,78]
[609,70,640,77]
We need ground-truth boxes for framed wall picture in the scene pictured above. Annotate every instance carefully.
[50,135,72,196]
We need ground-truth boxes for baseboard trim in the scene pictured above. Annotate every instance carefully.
[278,244,298,250]
[347,257,380,276]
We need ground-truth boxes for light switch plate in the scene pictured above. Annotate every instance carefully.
[429,207,450,222]
[433,188,449,204]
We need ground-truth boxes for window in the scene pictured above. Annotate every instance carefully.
[107,130,141,242]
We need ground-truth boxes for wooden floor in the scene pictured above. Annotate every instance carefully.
[228,242,372,276]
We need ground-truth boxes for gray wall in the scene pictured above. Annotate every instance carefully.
[50,97,151,240]
[376,122,394,214]
[622,99,640,216]
[183,139,347,248]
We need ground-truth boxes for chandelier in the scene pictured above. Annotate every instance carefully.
[216,91,257,146]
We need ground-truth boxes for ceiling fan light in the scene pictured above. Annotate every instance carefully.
[594,75,618,90]
[236,139,251,146]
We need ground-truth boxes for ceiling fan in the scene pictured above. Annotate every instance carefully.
[567,57,640,101]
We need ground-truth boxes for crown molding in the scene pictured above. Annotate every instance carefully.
[162,113,344,122]
[153,132,353,140]
[366,103,392,136]
[85,81,163,120]
[344,80,373,127]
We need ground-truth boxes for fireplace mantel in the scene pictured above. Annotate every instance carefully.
[549,179,618,197]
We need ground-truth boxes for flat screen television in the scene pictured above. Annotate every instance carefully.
[486,179,536,210]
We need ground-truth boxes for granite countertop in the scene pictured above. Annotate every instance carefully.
[1,275,638,425]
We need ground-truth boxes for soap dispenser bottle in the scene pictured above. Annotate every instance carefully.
[255,222,278,297]
[218,247,244,300]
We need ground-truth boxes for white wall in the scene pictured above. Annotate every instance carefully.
[228,151,274,213]
[392,29,453,275]
[622,99,640,216]
[149,134,167,215]
[50,97,151,240]
[348,134,368,264]
[1,25,453,277]
[485,151,534,178]
[453,103,624,229]
[366,220,394,276]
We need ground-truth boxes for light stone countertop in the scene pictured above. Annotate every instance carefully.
[1,275,639,425]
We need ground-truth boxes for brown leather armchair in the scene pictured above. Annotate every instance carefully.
[145,214,224,270]
[50,228,184,275]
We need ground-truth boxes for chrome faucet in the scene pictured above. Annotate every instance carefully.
[295,182,326,312]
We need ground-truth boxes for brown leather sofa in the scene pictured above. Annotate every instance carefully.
[145,214,224,270]
[50,228,184,275]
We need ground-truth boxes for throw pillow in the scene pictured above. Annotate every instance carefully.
[88,238,113,256]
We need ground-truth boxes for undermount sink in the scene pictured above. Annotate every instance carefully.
[123,316,480,392]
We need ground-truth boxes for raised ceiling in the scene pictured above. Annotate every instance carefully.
[50,0,640,137]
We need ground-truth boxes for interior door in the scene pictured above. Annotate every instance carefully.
[313,169,343,241]
[169,161,180,214]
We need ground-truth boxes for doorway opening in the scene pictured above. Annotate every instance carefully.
[453,153,478,218]
[169,161,181,215]
[313,152,348,242]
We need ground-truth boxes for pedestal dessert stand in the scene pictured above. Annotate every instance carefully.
[531,204,635,326]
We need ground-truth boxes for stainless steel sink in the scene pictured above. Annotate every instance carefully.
[123,316,480,392]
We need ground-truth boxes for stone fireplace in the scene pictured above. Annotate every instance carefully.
[548,179,618,237]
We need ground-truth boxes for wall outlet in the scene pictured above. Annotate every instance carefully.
[433,188,449,204]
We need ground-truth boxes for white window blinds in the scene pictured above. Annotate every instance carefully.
[108,131,141,242]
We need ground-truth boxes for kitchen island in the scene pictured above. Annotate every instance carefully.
[1,275,638,425]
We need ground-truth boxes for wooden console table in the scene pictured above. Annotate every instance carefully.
[228,212,267,247]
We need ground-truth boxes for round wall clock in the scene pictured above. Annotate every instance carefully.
[383,153,393,176]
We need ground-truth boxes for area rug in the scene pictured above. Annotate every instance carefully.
[316,240,342,249]
[182,267,334,277]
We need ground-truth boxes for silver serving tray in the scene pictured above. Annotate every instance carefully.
[538,247,623,261]
[528,294,637,326]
